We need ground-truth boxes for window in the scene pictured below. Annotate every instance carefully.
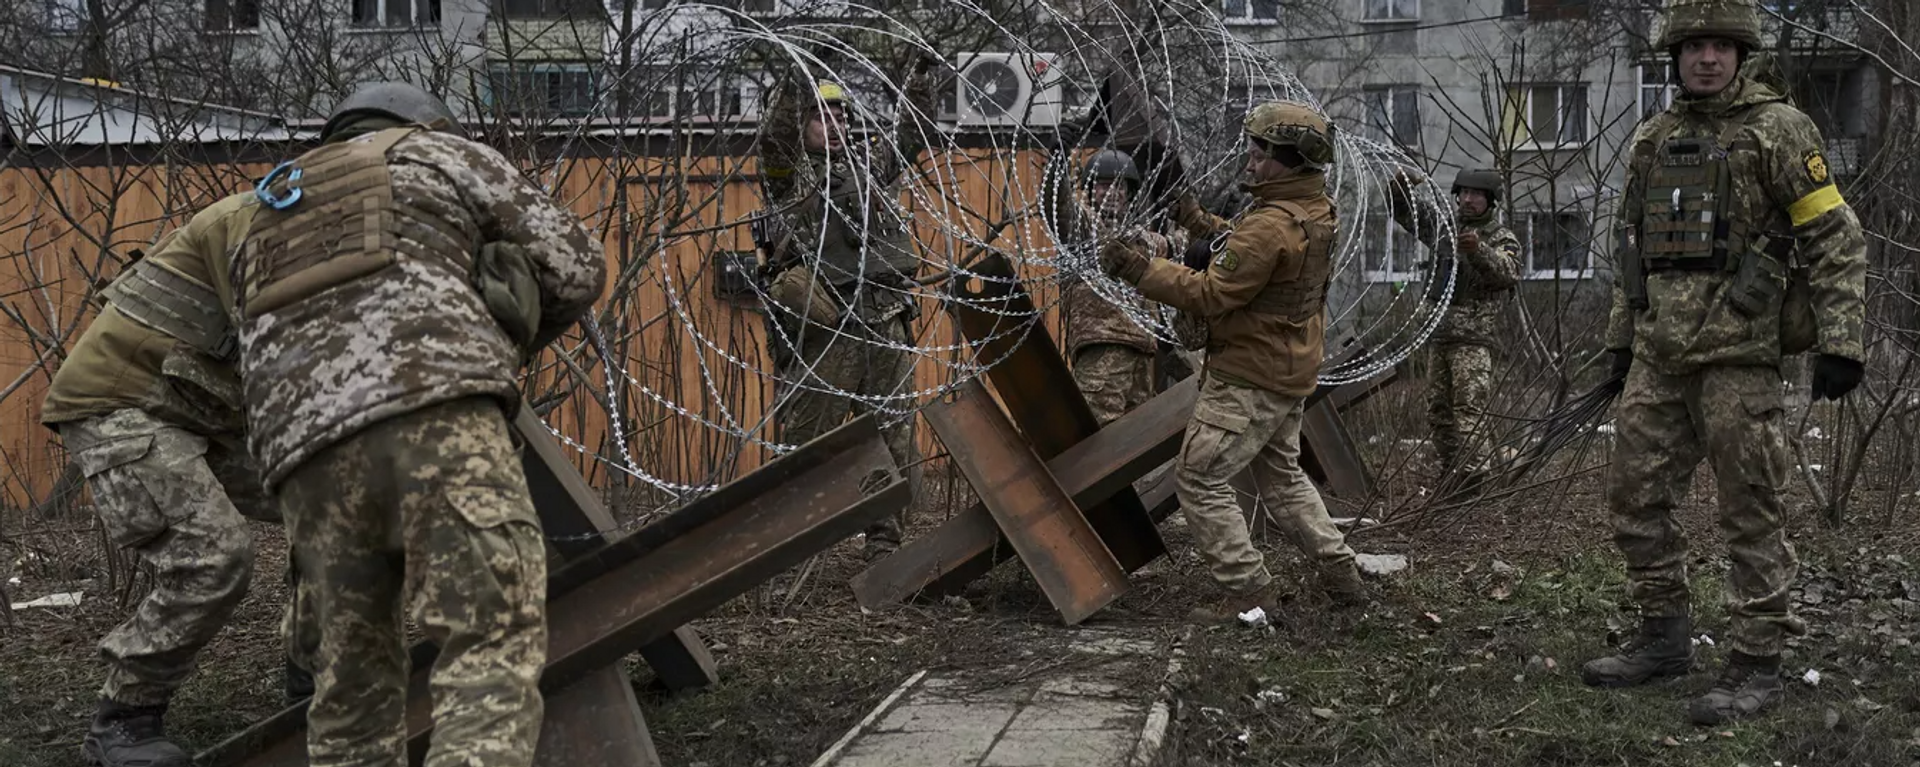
[1503,0,1591,20]
[1638,63,1677,120]
[1224,85,1251,127]
[1222,0,1280,24]
[488,62,598,117]
[1362,211,1422,282]
[352,0,440,27]
[204,0,259,30]
[633,73,760,119]
[1518,210,1592,277]
[1503,83,1587,147]
[1363,85,1421,147]
[45,0,86,32]
[493,0,598,17]
[1363,0,1417,22]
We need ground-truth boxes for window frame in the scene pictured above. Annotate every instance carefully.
[350,0,441,29]
[486,60,601,118]
[1361,0,1419,23]
[1362,84,1422,148]
[1637,61,1678,120]
[1516,208,1595,280]
[204,0,261,32]
[1360,210,1425,283]
[1504,82,1589,150]
[1221,0,1281,25]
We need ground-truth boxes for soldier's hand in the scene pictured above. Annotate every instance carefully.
[1390,167,1424,190]
[1811,354,1864,400]
[1138,231,1171,261]
[1099,239,1149,284]
[1456,230,1480,256]
[1602,348,1632,395]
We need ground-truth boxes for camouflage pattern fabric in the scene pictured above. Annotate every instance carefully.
[1609,363,1804,657]
[1426,343,1494,472]
[58,408,272,707]
[770,300,923,547]
[1605,76,1868,369]
[1176,374,1356,594]
[278,397,547,767]
[1071,343,1154,427]
[235,129,607,491]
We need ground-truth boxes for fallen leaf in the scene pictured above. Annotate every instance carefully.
[1660,735,1680,747]
[1311,707,1336,720]
[1825,708,1841,730]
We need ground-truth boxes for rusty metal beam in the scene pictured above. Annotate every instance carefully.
[923,379,1129,624]
[513,406,720,691]
[944,251,1166,570]
[1300,397,1374,498]
[852,375,1198,608]
[203,415,907,767]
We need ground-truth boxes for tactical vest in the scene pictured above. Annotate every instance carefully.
[1636,116,1754,274]
[239,126,464,319]
[1243,199,1335,323]
[102,258,235,359]
[804,159,918,288]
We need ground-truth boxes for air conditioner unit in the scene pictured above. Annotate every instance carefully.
[953,52,1063,128]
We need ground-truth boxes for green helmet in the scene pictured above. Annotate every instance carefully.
[1450,168,1502,205]
[1243,100,1336,169]
[1657,0,1763,50]
[1083,149,1141,191]
[322,81,463,142]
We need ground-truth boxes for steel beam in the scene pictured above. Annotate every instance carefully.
[945,251,1166,570]
[923,379,1130,624]
[852,375,1198,608]
[203,415,907,767]
[514,406,721,692]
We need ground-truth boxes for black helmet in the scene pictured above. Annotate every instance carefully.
[321,81,464,142]
[1450,168,1503,205]
[1084,149,1141,191]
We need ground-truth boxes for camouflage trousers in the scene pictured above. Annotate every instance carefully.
[1176,374,1356,593]
[1609,363,1804,657]
[278,397,547,767]
[1427,342,1495,472]
[772,311,923,546]
[58,408,309,707]
[1072,343,1155,427]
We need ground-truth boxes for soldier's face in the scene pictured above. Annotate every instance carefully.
[1679,37,1740,96]
[1090,180,1131,220]
[1456,189,1489,218]
[1244,140,1292,184]
[805,104,849,153]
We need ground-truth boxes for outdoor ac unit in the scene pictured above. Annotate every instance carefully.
[953,52,1063,128]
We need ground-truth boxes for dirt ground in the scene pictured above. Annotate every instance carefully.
[4,442,1918,767]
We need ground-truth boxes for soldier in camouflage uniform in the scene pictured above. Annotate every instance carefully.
[1062,150,1173,426]
[42,192,315,767]
[1387,168,1522,488]
[234,82,607,767]
[1581,0,1867,726]
[754,57,942,559]
[1102,101,1366,623]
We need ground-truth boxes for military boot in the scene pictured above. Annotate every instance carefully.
[1580,616,1693,688]
[285,653,315,703]
[1688,651,1784,725]
[1319,561,1370,609]
[82,698,190,767]
[1187,582,1288,626]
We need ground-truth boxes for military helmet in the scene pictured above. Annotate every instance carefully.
[1450,168,1503,205]
[1244,100,1336,169]
[1657,0,1763,50]
[814,80,849,109]
[1083,149,1141,190]
[321,81,463,142]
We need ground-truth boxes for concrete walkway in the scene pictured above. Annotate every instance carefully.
[810,631,1177,767]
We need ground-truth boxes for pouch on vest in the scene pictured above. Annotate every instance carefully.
[474,241,542,353]
[1780,261,1817,355]
[767,264,842,326]
[1725,233,1788,319]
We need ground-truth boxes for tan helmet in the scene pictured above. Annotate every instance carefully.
[1244,100,1336,169]
[1657,0,1763,50]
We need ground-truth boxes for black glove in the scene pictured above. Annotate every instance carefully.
[1811,354,1864,400]
[1182,238,1213,271]
[1603,348,1632,394]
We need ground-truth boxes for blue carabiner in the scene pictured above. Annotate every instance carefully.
[255,161,304,210]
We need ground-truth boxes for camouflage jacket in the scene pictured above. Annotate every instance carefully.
[756,68,940,290]
[42,192,258,435]
[1605,76,1867,372]
[1386,190,1521,348]
[234,128,607,489]
[1065,215,1168,356]
[1136,174,1335,398]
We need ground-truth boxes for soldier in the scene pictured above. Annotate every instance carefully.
[755,57,941,559]
[41,191,315,767]
[1101,101,1366,622]
[1062,149,1172,426]
[234,82,607,766]
[1581,0,1867,726]
[1387,167,1522,490]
